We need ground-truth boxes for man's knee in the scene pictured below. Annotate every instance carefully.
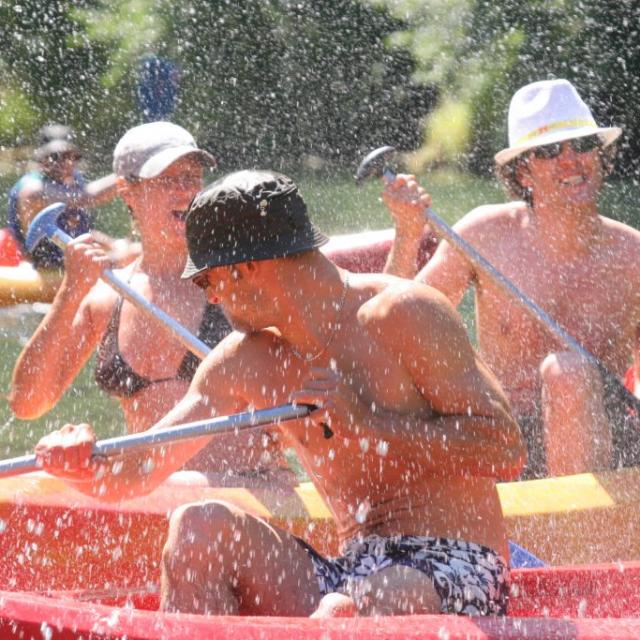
[346,565,441,616]
[161,501,245,614]
[163,500,242,571]
[169,499,241,537]
[540,351,601,397]
[310,593,357,618]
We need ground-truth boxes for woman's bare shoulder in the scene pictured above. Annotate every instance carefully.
[80,279,119,328]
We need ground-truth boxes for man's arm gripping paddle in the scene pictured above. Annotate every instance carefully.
[0,404,313,479]
[356,146,640,463]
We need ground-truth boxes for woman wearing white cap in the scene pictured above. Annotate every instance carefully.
[9,122,293,484]
[383,78,640,479]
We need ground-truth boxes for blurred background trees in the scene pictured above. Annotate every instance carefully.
[377,0,640,175]
[0,0,432,170]
[0,0,638,176]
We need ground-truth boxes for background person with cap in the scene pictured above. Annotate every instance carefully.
[10,123,294,485]
[383,78,640,479]
[32,169,523,617]
[7,123,121,269]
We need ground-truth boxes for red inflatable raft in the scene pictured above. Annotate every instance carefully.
[0,471,638,639]
[1,229,639,637]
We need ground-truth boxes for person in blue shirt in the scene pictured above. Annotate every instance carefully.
[7,124,120,268]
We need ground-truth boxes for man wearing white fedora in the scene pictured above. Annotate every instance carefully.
[383,78,640,479]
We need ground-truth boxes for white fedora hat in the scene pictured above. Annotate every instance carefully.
[495,79,621,166]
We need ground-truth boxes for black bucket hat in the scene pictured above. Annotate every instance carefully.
[181,170,329,279]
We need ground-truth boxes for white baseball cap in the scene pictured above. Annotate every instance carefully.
[113,121,216,180]
[495,79,621,166]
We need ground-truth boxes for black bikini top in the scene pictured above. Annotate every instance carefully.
[95,296,231,398]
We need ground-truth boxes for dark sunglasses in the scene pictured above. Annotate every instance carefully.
[531,135,601,160]
[192,265,239,291]
[47,151,81,162]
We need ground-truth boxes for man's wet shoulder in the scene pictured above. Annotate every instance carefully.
[457,201,528,234]
[601,215,640,244]
[215,328,279,356]
[202,329,282,383]
[356,277,455,328]
[600,216,640,266]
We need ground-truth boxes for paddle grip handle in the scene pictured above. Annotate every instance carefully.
[381,167,438,220]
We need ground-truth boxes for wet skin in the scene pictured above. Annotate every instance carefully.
[202,265,521,554]
[10,156,286,476]
[34,252,524,614]
[384,143,640,475]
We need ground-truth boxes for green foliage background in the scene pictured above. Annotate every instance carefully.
[376,0,640,174]
[0,0,638,175]
[0,0,432,170]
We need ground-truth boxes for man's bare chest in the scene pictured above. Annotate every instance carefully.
[332,334,426,412]
[247,325,426,414]
[475,249,636,353]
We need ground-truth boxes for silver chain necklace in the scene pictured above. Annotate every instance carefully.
[289,272,349,363]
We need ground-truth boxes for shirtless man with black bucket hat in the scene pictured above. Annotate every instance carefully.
[34,169,525,617]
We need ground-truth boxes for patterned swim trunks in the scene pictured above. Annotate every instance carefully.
[296,534,509,615]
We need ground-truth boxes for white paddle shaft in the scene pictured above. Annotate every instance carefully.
[0,404,311,478]
[49,228,210,359]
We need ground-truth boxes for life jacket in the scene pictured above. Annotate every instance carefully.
[7,169,91,269]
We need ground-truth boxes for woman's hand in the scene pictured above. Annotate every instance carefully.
[63,232,114,293]
[91,231,142,268]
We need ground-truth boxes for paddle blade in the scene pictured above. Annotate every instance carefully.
[26,202,67,252]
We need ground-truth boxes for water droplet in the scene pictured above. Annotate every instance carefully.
[577,598,588,618]
[141,457,155,474]
[437,627,450,640]
[376,440,389,456]
[40,622,53,640]
[112,460,124,475]
[355,500,370,524]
